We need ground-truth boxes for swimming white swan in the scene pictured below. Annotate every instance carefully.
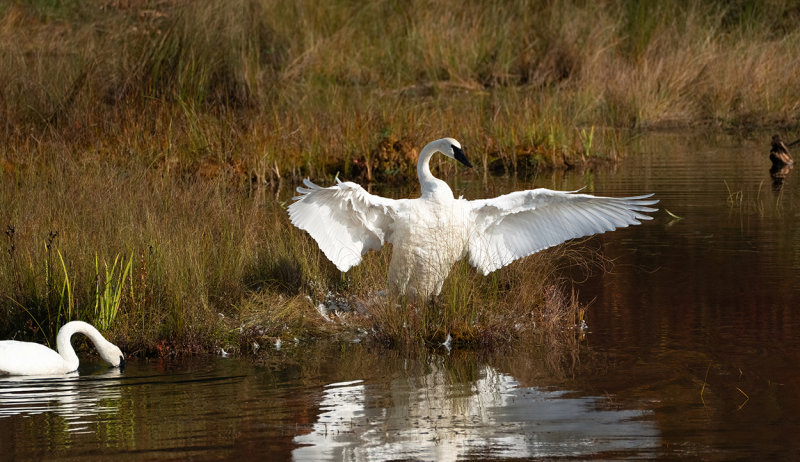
[289,138,658,299]
[0,321,125,376]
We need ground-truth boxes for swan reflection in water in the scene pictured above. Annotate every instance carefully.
[0,366,123,433]
[294,363,659,461]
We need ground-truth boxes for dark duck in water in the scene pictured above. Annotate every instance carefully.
[769,135,799,188]
[770,134,794,167]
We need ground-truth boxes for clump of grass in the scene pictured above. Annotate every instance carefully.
[230,292,337,354]
[724,179,771,216]
[318,240,604,349]
[0,229,75,346]
[93,253,133,331]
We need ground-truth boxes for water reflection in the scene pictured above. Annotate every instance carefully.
[0,365,122,433]
[0,350,662,460]
[294,360,659,461]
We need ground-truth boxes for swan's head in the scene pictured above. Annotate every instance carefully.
[439,138,473,168]
[98,342,126,368]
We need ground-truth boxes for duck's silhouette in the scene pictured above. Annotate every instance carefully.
[770,135,794,167]
[769,135,799,190]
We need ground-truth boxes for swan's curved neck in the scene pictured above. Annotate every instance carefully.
[417,140,452,199]
[417,142,437,184]
[56,321,105,370]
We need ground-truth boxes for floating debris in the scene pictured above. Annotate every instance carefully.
[442,334,453,351]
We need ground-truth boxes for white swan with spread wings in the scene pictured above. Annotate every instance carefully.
[289,138,657,299]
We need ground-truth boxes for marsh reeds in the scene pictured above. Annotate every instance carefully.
[94,253,133,331]
[338,238,604,348]
[1,0,798,353]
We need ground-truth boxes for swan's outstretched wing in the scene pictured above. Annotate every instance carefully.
[288,178,397,272]
[468,189,658,274]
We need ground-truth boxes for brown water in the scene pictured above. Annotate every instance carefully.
[2,131,799,460]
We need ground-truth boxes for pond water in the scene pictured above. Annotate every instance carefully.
[2,131,800,460]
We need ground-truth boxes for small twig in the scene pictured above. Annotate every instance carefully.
[736,387,750,411]
[700,362,711,405]
[664,209,683,220]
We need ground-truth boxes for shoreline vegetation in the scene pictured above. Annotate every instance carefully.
[1,0,799,356]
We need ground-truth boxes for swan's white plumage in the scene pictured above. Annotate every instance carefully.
[0,321,125,376]
[290,178,397,272]
[289,138,657,299]
[468,189,657,274]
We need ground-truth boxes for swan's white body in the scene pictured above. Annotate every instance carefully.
[0,321,125,376]
[289,138,658,299]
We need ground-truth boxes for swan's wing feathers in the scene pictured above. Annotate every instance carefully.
[288,179,396,272]
[468,189,658,274]
[292,178,317,198]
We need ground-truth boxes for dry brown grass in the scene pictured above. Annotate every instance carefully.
[335,239,605,349]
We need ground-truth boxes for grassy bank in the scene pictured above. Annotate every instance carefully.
[0,155,595,353]
[1,0,798,354]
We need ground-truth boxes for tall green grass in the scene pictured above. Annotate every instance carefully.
[94,253,133,331]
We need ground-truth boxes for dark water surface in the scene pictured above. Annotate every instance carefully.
[2,131,800,460]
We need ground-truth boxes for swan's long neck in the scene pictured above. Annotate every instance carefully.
[417,142,437,186]
[417,140,452,200]
[56,321,105,370]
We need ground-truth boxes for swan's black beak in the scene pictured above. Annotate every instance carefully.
[452,145,473,168]
[118,355,126,371]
